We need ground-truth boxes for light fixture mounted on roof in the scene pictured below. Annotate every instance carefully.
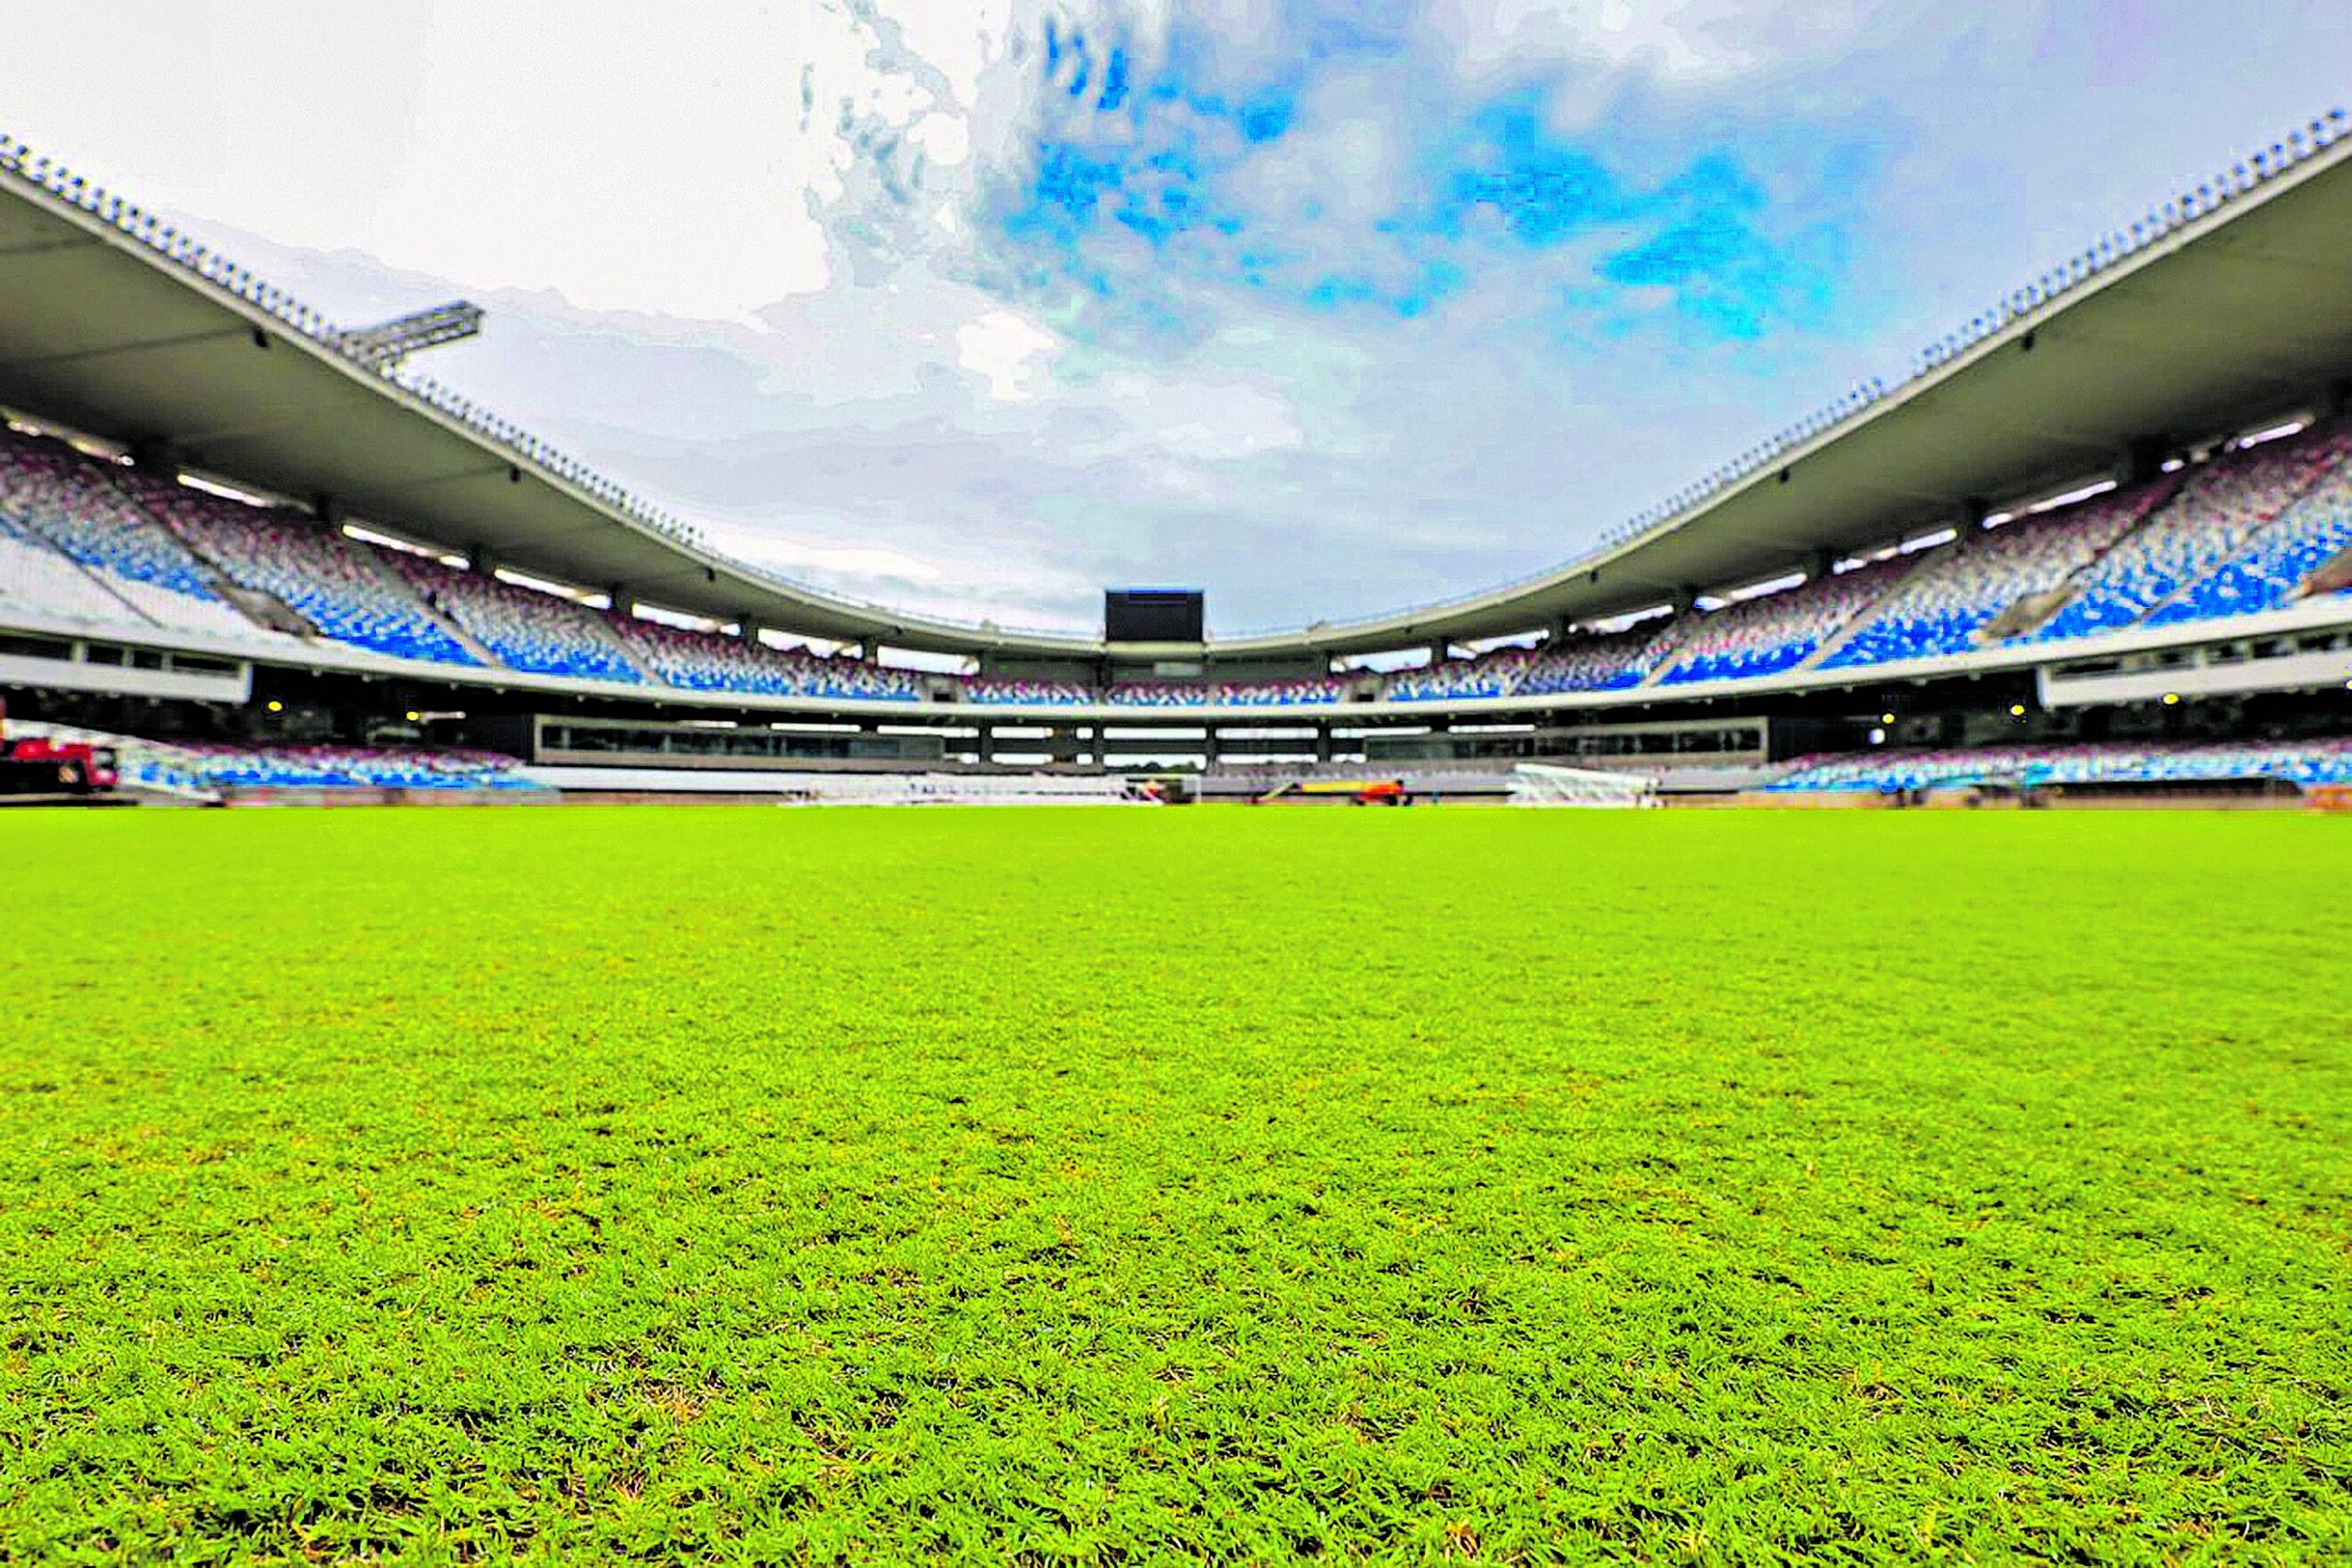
[336,301,485,371]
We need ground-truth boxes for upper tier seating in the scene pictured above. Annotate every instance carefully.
[0,436,220,603]
[1823,482,2175,670]
[1514,623,1682,695]
[610,617,923,701]
[0,528,154,630]
[390,555,645,682]
[0,437,277,641]
[1768,738,2352,794]
[1384,624,1681,701]
[964,677,1095,705]
[2145,457,2352,627]
[1383,648,1530,703]
[1105,678,1349,706]
[2021,423,2352,644]
[1660,560,1905,685]
[124,477,479,665]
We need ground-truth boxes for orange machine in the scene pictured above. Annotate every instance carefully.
[1254,778,1412,806]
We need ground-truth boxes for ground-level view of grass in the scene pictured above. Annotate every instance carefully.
[3,807,2347,1562]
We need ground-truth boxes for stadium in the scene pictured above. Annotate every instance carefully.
[4,16,2351,1562]
[3,109,2352,804]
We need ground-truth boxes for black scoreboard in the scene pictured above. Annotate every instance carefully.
[1104,589,1204,643]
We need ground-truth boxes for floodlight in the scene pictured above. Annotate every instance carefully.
[337,301,485,370]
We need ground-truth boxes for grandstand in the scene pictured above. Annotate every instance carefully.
[387,554,644,682]
[2148,454,2352,626]
[1107,676,1349,707]
[1516,623,1682,694]
[2021,420,2352,644]
[127,475,481,664]
[1766,737,2352,795]
[609,615,924,701]
[1823,480,2178,669]
[1660,558,1907,685]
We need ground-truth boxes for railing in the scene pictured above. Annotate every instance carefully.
[4,105,2346,650]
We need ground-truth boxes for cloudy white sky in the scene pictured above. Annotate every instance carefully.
[3,1,2346,633]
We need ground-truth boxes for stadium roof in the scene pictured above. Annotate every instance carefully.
[2,115,2350,661]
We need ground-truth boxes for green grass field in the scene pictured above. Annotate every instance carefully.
[4,807,2348,1563]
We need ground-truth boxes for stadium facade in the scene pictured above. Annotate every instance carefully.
[4,113,2352,799]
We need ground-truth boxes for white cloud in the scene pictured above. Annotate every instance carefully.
[956,309,1060,400]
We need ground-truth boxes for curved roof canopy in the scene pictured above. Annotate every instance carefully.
[2,120,2349,660]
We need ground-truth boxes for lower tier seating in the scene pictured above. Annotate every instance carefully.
[122,741,541,795]
[1768,738,2352,793]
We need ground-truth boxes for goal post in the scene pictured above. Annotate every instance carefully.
[1508,762,1657,809]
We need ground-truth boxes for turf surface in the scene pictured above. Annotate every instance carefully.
[3,807,2349,1562]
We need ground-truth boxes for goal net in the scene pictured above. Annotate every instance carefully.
[1508,762,1657,809]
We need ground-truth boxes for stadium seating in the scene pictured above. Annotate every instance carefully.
[964,677,1095,705]
[0,528,153,630]
[2022,423,2352,644]
[0,437,284,641]
[609,617,923,701]
[2144,458,2352,627]
[123,477,480,664]
[390,555,645,682]
[1382,648,1530,703]
[14,400,2352,716]
[1384,625,1682,701]
[1105,678,1348,706]
[1823,482,2175,669]
[120,740,542,795]
[1515,624,1683,694]
[0,435,220,603]
[1767,738,2352,793]
[1660,560,1905,685]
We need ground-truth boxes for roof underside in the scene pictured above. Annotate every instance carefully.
[3,137,2350,661]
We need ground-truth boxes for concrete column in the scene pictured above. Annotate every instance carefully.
[740,616,765,644]
[2117,436,2170,486]
[469,545,500,577]
[606,585,633,618]
[1428,638,1451,667]
[128,438,178,479]
[1314,728,1334,762]
[312,494,346,526]
[978,728,997,764]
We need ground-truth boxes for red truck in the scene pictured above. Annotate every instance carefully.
[0,734,119,795]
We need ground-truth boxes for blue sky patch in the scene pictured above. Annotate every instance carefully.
[987,6,1869,356]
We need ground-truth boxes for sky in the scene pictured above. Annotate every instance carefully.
[2,1,2346,636]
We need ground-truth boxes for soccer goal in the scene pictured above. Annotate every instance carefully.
[1508,761,1657,809]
